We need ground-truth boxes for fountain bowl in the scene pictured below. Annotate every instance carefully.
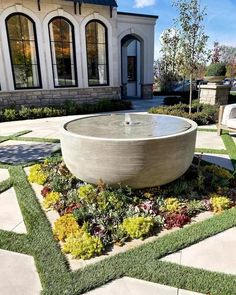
[60,114,197,189]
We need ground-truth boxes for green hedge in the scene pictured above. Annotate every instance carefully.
[149,102,218,125]
[0,99,132,122]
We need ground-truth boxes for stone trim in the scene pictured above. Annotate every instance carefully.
[200,83,230,105]
[141,84,153,99]
[0,87,121,109]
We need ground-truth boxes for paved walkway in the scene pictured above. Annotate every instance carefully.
[0,98,236,294]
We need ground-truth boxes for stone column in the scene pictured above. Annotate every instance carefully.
[121,83,127,97]
[141,84,153,99]
[199,83,230,105]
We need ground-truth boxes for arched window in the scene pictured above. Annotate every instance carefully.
[86,21,109,86]
[6,13,41,89]
[49,17,77,87]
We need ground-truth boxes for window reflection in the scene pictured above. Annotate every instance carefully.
[6,14,41,89]
[86,21,108,86]
[49,17,77,87]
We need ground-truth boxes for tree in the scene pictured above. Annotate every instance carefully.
[219,45,236,64]
[212,41,221,63]
[157,28,181,91]
[218,45,236,78]
[172,0,209,113]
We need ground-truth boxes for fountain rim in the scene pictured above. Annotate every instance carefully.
[61,113,198,142]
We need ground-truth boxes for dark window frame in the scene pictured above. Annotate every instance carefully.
[48,16,78,88]
[127,56,137,82]
[5,12,42,90]
[85,20,109,87]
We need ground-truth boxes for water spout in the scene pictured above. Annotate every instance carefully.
[125,114,132,126]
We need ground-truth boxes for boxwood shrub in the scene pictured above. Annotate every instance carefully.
[0,99,132,122]
[149,102,218,125]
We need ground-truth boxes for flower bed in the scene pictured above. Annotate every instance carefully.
[28,157,236,260]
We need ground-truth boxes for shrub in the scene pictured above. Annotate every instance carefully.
[186,200,206,216]
[210,194,232,214]
[0,99,132,122]
[78,184,97,204]
[163,94,198,106]
[53,214,80,241]
[28,164,48,185]
[205,63,226,76]
[63,232,104,259]
[63,100,78,115]
[2,108,18,121]
[161,198,182,213]
[122,216,154,239]
[149,102,218,125]
[164,213,191,229]
[163,96,182,106]
[43,192,60,209]
[203,165,232,180]
[41,186,52,198]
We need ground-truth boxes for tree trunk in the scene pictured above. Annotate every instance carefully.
[189,74,193,114]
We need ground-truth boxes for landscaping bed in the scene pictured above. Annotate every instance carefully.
[149,102,218,125]
[28,156,236,261]
[0,99,132,122]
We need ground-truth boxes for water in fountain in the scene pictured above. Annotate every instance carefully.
[65,114,192,139]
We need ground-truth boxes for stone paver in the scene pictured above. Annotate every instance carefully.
[162,227,236,275]
[0,249,42,295]
[195,152,234,170]
[198,124,217,130]
[0,142,60,164]
[196,131,225,149]
[0,188,26,233]
[84,277,204,295]
[0,168,9,182]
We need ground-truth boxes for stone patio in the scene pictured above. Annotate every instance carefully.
[162,227,236,275]
[85,277,204,295]
[0,250,42,295]
[0,188,26,233]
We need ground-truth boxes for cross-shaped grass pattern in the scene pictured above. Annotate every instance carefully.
[0,131,236,294]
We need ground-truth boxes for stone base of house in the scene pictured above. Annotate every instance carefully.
[0,87,121,109]
[121,83,153,99]
[141,84,153,99]
[200,84,230,105]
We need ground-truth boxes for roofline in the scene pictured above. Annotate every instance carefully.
[117,11,159,19]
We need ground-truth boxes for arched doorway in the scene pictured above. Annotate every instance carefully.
[121,34,144,98]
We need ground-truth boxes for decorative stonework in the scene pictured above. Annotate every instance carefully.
[141,84,153,99]
[0,87,121,109]
[200,83,230,105]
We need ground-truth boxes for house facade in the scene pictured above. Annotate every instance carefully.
[0,0,157,108]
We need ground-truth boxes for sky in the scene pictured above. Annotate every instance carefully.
[117,0,236,59]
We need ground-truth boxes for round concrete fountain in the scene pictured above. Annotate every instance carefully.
[61,114,197,189]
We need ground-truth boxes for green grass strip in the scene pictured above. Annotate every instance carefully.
[221,132,236,169]
[16,137,60,143]
[0,136,9,143]
[0,178,12,193]
[0,130,60,144]
[127,260,236,295]
[197,128,217,132]
[11,130,32,137]
[9,166,70,289]
[195,148,228,155]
